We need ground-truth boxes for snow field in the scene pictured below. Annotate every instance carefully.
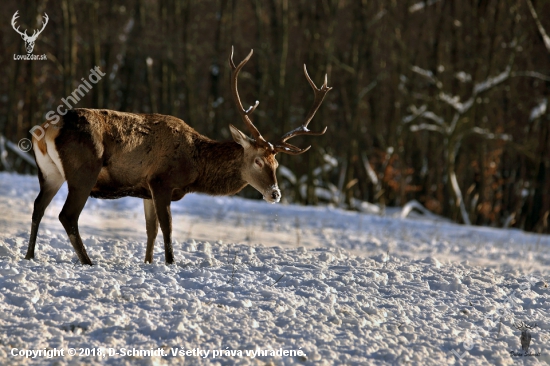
[1,235,547,365]
[0,172,549,365]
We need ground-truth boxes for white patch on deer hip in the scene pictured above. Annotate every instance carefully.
[33,144,65,185]
[46,138,67,181]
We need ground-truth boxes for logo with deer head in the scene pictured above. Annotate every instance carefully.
[11,11,49,54]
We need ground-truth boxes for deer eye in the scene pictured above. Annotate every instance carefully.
[254,158,264,168]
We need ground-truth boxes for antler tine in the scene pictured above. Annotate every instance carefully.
[11,11,27,37]
[299,65,332,130]
[36,13,49,36]
[229,46,267,146]
[273,64,332,155]
[272,141,312,156]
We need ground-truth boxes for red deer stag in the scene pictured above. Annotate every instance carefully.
[26,48,331,265]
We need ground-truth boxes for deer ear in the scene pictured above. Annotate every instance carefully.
[229,124,252,149]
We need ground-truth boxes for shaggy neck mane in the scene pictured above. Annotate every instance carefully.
[192,139,247,195]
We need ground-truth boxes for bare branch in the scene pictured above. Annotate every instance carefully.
[409,123,445,133]
[271,274,285,287]
[409,0,442,13]
[525,0,550,53]
[468,127,512,141]
[438,92,474,115]
[455,71,472,83]
[361,153,379,185]
[402,105,427,124]
[512,71,550,82]
[529,98,547,121]
[4,137,36,166]
[368,10,387,27]
[448,113,459,134]
[472,65,511,95]
[421,111,445,126]
[410,65,437,85]
[358,80,378,102]
[454,127,512,144]
[450,171,471,225]
[438,65,511,115]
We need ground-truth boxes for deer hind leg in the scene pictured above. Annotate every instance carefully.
[57,150,101,265]
[58,176,100,265]
[26,149,65,260]
[143,199,159,263]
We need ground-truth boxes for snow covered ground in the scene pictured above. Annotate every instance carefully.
[0,171,549,365]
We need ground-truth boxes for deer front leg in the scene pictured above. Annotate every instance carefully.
[149,182,174,264]
[143,199,159,263]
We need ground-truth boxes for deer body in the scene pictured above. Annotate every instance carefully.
[51,109,249,201]
[26,48,331,265]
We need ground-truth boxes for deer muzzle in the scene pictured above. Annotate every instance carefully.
[264,185,281,204]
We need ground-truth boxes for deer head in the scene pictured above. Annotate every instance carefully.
[228,47,332,203]
[12,11,49,54]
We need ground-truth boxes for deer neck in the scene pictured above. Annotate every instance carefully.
[193,139,248,195]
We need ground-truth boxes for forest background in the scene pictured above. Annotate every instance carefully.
[0,0,549,233]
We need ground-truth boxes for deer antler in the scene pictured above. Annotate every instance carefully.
[30,13,49,41]
[229,47,271,150]
[273,65,332,155]
[11,11,28,38]
[11,11,48,41]
[514,321,538,330]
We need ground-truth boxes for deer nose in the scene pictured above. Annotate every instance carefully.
[271,189,281,202]
[263,185,281,203]
[265,186,281,203]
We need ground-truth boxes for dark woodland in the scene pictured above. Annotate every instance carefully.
[0,0,549,233]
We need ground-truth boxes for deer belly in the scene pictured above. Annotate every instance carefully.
[90,168,151,199]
